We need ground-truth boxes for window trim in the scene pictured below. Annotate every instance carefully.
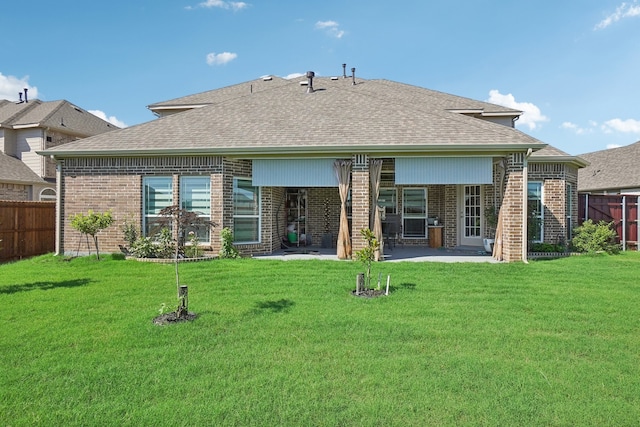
[402,187,428,238]
[528,181,544,243]
[143,176,173,238]
[180,176,212,244]
[233,177,261,244]
[39,188,56,201]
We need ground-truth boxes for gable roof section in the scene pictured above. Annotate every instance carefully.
[531,145,588,168]
[0,152,45,185]
[0,99,118,136]
[41,76,548,158]
[578,140,640,192]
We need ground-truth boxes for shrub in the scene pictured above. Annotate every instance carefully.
[129,236,158,258]
[219,227,240,259]
[530,242,565,253]
[571,220,620,254]
[184,231,203,258]
[154,228,175,259]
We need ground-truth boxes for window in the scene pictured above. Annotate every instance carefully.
[403,188,427,238]
[528,182,543,242]
[233,178,260,243]
[180,176,211,243]
[378,188,397,215]
[39,188,56,201]
[143,177,173,236]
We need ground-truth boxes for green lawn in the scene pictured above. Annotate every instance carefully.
[1,253,639,426]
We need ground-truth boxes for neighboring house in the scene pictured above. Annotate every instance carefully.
[578,140,640,195]
[39,71,587,262]
[0,96,118,201]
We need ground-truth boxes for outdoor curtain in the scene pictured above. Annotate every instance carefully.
[370,159,383,261]
[492,207,504,261]
[334,160,352,260]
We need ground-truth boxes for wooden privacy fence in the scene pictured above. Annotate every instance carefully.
[0,201,55,262]
[578,194,639,251]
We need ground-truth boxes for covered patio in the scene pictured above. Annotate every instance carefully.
[253,244,499,263]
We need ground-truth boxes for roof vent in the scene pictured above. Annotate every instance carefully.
[18,92,23,103]
[24,88,28,103]
[299,81,308,86]
[351,68,356,85]
[262,76,273,81]
[306,71,315,93]
[342,63,347,78]
[331,76,339,81]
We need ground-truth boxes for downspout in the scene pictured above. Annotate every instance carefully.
[522,148,533,263]
[54,157,62,255]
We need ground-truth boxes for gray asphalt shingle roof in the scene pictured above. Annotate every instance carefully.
[42,76,556,158]
[577,140,640,192]
[0,152,45,185]
[0,99,118,136]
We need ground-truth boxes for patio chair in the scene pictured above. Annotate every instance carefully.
[382,214,401,251]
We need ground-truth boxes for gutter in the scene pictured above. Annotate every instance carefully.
[38,143,547,159]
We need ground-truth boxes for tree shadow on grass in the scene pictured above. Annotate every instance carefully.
[0,278,92,295]
[251,299,295,314]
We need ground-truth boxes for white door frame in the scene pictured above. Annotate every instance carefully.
[457,185,484,247]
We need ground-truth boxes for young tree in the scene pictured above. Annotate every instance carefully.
[70,210,114,260]
[155,205,217,317]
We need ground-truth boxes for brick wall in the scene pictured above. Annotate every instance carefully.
[60,156,223,255]
[501,153,525,262]
[351,155,370,253]
[0,183,30,201]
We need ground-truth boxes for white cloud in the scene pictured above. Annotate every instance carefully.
[0,72,38,101]
[315,20,346,38]
[486,90,549,130]
[594,2,640,30]
[88,110,127,128]
[561,121,587,135]
[188,0,248,11]
[206,52,237,65]
[602,118,640,133]
[607,143,622,149]
[285,72,305,79]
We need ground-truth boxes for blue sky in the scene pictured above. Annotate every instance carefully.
[1,1,639,156]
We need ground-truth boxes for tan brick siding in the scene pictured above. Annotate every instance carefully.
[0,183,30,201]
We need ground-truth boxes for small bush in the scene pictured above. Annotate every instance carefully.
[571,220,620,254]
[155,228,175,259]
[219,227,240,259]
[129,237,158,258]
[530,242,565,253]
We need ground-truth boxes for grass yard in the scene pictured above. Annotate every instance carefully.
[1,252,639,426]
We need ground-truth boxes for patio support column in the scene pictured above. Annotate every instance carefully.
[501,153,526,262]
[210,170,224,254]
[351,154,370,254]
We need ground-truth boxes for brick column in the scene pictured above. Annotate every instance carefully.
[501,153,525,262]
[351,154,370,254]
[210,172,224,253]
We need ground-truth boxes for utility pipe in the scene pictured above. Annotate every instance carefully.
[55,159,62,255]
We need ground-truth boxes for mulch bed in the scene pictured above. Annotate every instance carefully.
[153,311,197,326]
[351,288,387,298]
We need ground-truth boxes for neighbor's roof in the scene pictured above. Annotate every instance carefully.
[578,140,640,192]
[531,145,588,168]
[0,99,118,136]
[0,152,46,185]
[42,76,553,158]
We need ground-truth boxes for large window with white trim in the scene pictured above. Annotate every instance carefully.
[143,177,173,236]
[528,182,543,242]
[180,176,211,243]
[379,188,397,215]
[233,178,260,243]
[403,188,427,238]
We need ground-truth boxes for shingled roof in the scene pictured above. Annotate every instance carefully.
[42,76,554,158]
[0,152,45,185]
[0,99,118,136]
[578,140,640,192]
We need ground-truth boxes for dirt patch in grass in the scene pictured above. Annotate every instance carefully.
[351,289,387,298]
[153,312,197,326]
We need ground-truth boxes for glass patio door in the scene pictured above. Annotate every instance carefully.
[458,185,483,247]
